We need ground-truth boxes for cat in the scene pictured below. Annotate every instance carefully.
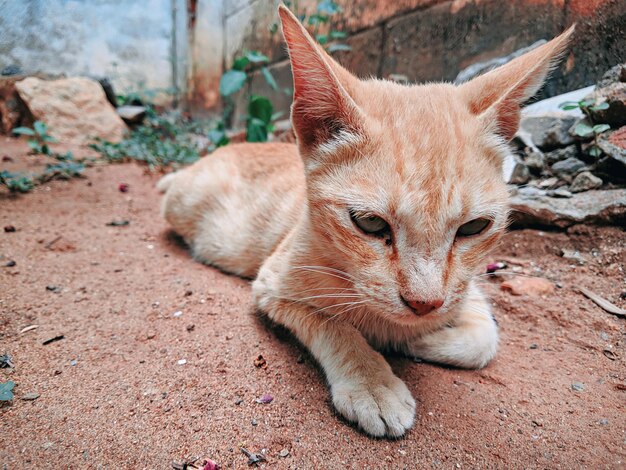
[158,5,574,438]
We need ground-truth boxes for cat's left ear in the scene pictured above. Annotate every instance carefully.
[278,5,365,156]
[459,25,575,141]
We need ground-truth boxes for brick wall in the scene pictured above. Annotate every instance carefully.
[189,0,624,119]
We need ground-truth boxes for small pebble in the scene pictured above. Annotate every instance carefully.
[251,419,258,426]
[147,244,154,250]
[186,324,195,332]
[571,382,585,392]
[599,418,609,426]
[21,392,40,401]
[4,260,16,267]
[118,183,129,192]
[279,449,289,458]
[177,359,187,365]
[184,290,193,296]
[4,225,16,233]
[173,310,183,317]
[529,343,538,350]
[235,398,243,405]
[70,359,77,366]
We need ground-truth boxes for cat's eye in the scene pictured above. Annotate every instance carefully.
[456,218,492,238]
[350,212,390,237]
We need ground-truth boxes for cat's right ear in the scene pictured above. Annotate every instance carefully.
[278,5,364,156]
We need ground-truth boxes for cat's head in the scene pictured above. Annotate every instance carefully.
[279,5,573,321]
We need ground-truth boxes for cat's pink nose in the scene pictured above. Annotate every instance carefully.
[403,297,444,315]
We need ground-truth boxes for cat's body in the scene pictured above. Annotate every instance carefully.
[160,6,573,438]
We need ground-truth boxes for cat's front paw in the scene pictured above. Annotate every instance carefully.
[331,374,416,437]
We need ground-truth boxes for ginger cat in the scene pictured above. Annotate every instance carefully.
[159,6,573,437]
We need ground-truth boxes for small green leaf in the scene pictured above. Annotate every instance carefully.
[245,51,269,63]
[588,146,602,157]
[12,127,35,136]
[589,102,609,111]
[248,95,273,124]
[308,14,329,25]
[316,34,329,45]
[0,380,15,401]
[33,121,47,135]
[27,140,41,152]
[592,124,610,134]
[261,67,278,91]
[42,135,58,143]
[246,117,269,142]
[573,122,594,138]
[559,101,580,111]
[232,56,250,71]
[219,70,247,96]
[327,43,352,53]
[330,30,348,39]
[579,99,595,108]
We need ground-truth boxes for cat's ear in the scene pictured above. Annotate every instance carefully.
[278,5,364,153]
[459,26,575,141]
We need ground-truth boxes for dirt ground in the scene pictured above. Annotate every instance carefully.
[1,138,625,469]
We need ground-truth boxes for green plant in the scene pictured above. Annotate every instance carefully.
[12,121,57,155]
[89,113,200,169]
[217,0,347,143]
[0,150,86,194]
[0,380,15,401]
[560,99,610,157]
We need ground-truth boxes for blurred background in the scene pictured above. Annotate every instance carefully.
[1,0,624,120]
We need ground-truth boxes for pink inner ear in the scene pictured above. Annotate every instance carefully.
[279,4,362,151]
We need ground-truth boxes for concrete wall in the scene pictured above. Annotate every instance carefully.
[0,0,188,101]
[210,0,625,121]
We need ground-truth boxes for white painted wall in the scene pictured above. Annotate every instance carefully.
[0,0,187,100]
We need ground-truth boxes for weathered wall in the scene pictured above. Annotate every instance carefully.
[211,0,624,121]
[0,0,188,100]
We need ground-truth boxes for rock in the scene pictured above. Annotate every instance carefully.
[509,161,530,185]
[585,63,626,128]
[544,145,578,166]
[0,76,30,134]
[571,382,585,392]
[560,249,586,265]
[570,171,602,193]
[15,77,127,145]
[454,40,546,84]
[1,65,23,76]
[116,105,147,124]
[96,77,118,108]
[524,151,545,174]
[596,127,626,183]
[509,187,626,228]
[538,177,560,189]
[551,157,586,179]
[519,113,577,150]
[21,392,40,401]
[500,277,555,297]
[546,188,573,198]
[521,86,594,118]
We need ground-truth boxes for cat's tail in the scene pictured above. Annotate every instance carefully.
[156,172,178,193]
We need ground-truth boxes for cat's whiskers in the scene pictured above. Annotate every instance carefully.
[292,265,355,283]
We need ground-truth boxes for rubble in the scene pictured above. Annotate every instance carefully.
[584,63,626,128]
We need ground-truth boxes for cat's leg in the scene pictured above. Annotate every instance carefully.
[252,264,416,438]
[406,282,498,369]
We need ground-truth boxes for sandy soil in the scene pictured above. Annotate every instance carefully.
[1,138,625,468]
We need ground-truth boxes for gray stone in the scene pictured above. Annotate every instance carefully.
[544,146,578,166]
[524,151,545,173]
[595,128,626,184]
[560,249,586,265]
[454,40,546,84]
[116,105,147,124]
[520,114,577,150]
[551,157,586,177]
[509,162,530,185]
[585,64,626,128]
[546,188,573,198]
[570,171,603,193]
[509,187,626,228]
